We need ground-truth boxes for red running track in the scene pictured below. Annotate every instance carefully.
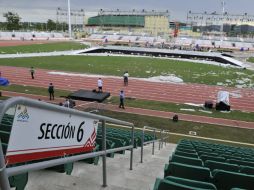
[3,91,254,129]
[1,66,254,112]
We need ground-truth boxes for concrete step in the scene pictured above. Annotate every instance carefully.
[23,142,176,190]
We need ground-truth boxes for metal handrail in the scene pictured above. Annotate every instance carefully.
[141,126,163,163]
[7,146,133,177]
[0,97,134,190]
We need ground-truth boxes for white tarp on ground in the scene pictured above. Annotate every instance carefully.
[48,71,184,84]
[217,91,230,105]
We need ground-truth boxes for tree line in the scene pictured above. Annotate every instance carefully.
[1,12,68,32]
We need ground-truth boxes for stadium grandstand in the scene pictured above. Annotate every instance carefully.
[0,31,67,41]
[85,9,170,36]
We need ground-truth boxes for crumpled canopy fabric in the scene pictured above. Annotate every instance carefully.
[0,77,9,86]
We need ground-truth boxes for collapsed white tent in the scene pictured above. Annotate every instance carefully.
[217,91,230,106]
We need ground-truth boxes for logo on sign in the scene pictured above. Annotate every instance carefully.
[17,107,29,122]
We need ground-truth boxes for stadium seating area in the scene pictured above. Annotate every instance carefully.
[0,31,66,41]
[86,33,164,44]
[154,139,254,190]
[86,33,254,50]
[0,113,156,190]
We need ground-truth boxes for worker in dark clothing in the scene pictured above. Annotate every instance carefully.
[119,90,125,109]
[30,67,35,79]
[48,83,54,100]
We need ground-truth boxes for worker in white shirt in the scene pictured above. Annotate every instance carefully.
[98,78,103,93]
[123,71,129,86]
[63,98,70,108]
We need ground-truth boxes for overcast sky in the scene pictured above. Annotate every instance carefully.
[0,0,254,22]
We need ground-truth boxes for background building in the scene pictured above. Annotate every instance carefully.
[187,11,254,36]
[85,10,170,36]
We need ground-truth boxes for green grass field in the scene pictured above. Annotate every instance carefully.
[107,97,254,122]
[248,57,254,63]
[0,84,70,98]
[96,110,254,145]
[0,55,253,87]
[0,42,87,54]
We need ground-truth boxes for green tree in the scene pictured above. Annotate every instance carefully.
[46,19,56,31]
[3,12,21,30]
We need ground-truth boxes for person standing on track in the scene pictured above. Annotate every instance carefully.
[48,83,54,100]
[119,90,125,109]
[98,78,103,93]
[30,67,35,79]
[123,71,129,86]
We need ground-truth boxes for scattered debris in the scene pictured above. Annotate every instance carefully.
[180,108,195,112]
[145,75,183,83]
[184,103,204,107]
[220,111,231,113]
[199,110,213,114]
[189,131,197,136]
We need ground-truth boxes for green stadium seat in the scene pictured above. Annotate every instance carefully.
[196,147,213,152]
[198,151,218,157]
[204,160,239,173]
[221,154,242,161]
[174,150,199,159]
[0,123,12,133]
[170,154,203,167]
[243,158,254,163]
[153,176,217,190]
[212,169,254,190]
[9,173,29,190]
[176,147,196,154]
[200,155,226,163]
[0,130,10,143]
[81,145,100,165]
[240,166,254,175]
[96,138,115,157]
[177,144,194,149]
[164,162,211,182]
[228,159,254,168]
[47,162,73,175]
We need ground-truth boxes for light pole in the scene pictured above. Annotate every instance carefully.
[221,1,226,40]
[68,0,72,38]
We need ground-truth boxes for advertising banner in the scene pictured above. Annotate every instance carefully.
[6,105,98,164]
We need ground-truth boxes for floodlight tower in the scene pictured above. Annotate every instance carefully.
[221,1,226,40]
[68,0,72,38]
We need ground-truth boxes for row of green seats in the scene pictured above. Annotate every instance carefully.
[177,139,254,166]
[176,140,254,172]
[97,126,156,147]
[176,144,254,169]
[154,176,217,190]
[154,139,254,190]
[184,139,254,158]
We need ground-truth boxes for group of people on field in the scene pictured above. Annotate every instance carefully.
[96,71,129,109]
[29,67,55,102]
[29,67,129,109]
